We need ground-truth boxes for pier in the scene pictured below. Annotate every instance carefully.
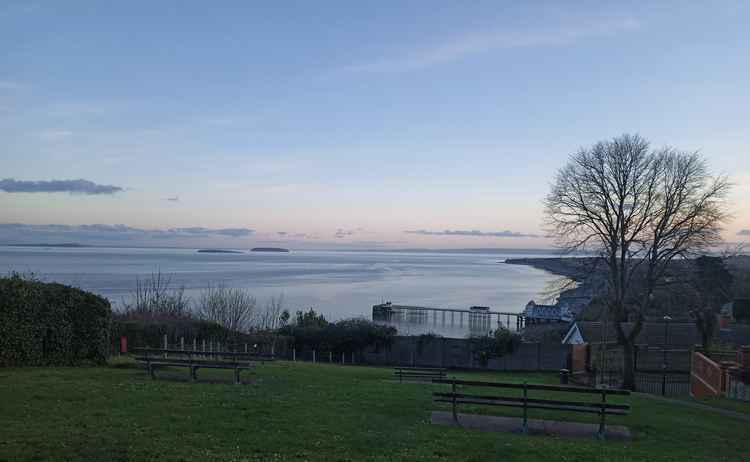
[372,303,526,334]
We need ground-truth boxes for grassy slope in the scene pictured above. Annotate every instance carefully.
[1,360,748,462]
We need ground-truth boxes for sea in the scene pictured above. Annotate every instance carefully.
[0,246,563,335]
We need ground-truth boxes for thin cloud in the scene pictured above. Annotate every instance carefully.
[38,129,73,140]
[346,17,639,73]
[0,178,124,195]
[405,229,540,238]
[334,227,366,238]
[0,80,26,90]
[0,223,255,242]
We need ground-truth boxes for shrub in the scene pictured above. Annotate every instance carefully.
[0,274,112,366]
[469,328,521,366]
[279,317,396,353]
[735,299,750,324]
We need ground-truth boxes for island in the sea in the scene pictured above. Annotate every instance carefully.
[197,249,244,254]
[250,247,290,253]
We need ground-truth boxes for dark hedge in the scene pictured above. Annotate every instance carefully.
[0,275,112,366]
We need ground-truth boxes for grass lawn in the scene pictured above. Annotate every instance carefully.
[683,394,750,415]
[1,359,749,461]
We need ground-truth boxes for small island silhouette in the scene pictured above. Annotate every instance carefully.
[197,249,243,254]
[251,247,290,252]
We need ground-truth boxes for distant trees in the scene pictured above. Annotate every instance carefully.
[121,271,191,319]
[120,273,291,342]
[469,328,521,366]
[279,309,396,354]
[545,134,730,389]
[688,256,733,349]
[196,284,257,342]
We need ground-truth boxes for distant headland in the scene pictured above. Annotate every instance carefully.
[251,247,290,253]
[6,243,91,248]
[197,249,244,254]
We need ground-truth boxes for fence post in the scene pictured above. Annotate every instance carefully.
[163,334,168,358]
[193,338,197,351]
[598,388,607,440]
[451,377,458,423]
[522,381,528,434]
[313,350,316,363]
[342,352,345,365]
[202,339,206,353]
[329,351,332,363]
[245,343,248,353]
[293,348,296,362]
[180,337,184,351]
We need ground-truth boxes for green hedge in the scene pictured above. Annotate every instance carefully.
[735,299,750,324]
[0,275,112,366]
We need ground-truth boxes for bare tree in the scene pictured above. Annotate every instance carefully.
[121,271,191,319]
[545,134,730,389]
[196,284,257,340]
[257,294,288,331]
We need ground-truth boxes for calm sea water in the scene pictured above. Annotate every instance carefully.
[0,246,560,325]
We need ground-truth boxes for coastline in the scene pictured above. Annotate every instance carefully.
[504,257,596,281]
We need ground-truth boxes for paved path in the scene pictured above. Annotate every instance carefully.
[431,411,631,440]
[637,393,750,422]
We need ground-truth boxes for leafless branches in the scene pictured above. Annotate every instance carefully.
[196,284,257,334]
[121,271,191,319]
[544,134,731,388]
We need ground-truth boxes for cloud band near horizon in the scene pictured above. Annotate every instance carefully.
[0,178,124,195]
[0,223,254,242]
[405,229,540,238]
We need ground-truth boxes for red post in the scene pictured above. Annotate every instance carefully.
[120,336,128,354]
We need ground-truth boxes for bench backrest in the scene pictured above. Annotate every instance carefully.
[432,379,630,415]
[133,347,273,361]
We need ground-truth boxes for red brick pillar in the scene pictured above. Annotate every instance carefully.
[719,361,734,394]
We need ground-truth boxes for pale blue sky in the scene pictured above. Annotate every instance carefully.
[1,1,749,248]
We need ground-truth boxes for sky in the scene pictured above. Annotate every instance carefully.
[1,1,749,249]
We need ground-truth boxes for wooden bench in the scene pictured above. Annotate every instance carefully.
[432,378,630,439]
[134,348,262,384]
[394,366,447,383]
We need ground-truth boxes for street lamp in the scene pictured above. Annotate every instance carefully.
[662,315,672,395]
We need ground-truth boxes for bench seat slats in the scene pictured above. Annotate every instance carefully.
[135,357,254,366]
[394,366,447,382]
[142,362,255,370]
[394,367,447,372]
[433,398,628,415]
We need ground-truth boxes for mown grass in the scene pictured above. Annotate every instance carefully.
[682,394,750,415]
[1,359,748,461]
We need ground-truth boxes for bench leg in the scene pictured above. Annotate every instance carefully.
[148,363,155,380]
[190,366,197,382]
[451,379,458,423]
[234,368,240,385]
[598,389,607,440]
[522,382,528,434]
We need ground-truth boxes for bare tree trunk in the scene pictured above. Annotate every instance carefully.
[622,341,636,390]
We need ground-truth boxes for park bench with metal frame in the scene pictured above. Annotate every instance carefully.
[432,378,630,439]
[394,366,447,382]
[134,348,268,384]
